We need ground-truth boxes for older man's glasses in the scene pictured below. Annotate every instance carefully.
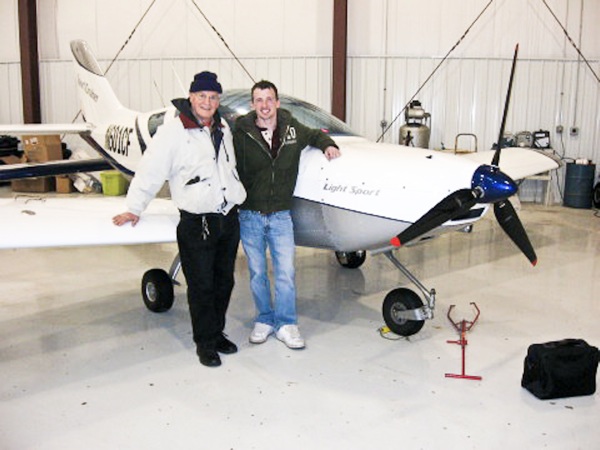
[192,92,220,103]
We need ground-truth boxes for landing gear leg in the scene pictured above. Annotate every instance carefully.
[141,253,182,313]
[381,251,436,336]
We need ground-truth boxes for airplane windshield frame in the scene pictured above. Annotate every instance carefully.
[219,90,358,137]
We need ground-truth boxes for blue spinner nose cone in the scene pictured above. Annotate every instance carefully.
[472,165,517,203]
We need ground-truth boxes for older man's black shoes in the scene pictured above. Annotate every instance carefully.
[216,335,238,354]
[197,348,221,367]
[197,335,238,367]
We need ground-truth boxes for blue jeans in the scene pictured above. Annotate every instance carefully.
[239,210,297,329]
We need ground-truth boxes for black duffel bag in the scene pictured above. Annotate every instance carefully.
[521,338,599,400]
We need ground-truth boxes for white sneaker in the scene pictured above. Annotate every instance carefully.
[249,322,274,344]
[275,325,305,349]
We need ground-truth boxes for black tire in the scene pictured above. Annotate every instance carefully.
[593,182,600,209]
[335,250,367,269]
[382,288,425,336]
[141,269,174,313]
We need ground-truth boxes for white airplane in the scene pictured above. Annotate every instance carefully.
[0,40,560,337]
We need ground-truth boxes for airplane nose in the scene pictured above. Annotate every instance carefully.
[471,164,518,203]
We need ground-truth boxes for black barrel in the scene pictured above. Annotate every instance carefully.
[564,162,596,208]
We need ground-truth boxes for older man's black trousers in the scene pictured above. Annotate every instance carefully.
[176,209,240,350]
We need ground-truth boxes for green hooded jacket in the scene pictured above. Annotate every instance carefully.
[233,108,337,213]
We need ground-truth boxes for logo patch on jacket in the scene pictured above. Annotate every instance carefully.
[284,127,297,145]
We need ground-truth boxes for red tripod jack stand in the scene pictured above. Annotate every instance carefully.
[445,302,482,381]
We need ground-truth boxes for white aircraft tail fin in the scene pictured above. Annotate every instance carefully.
[70,40,128,125]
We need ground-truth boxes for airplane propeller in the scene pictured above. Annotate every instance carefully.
[390,43,538,266]
[493,198,537,265]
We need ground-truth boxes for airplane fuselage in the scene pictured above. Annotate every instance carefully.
[84,101,486,252]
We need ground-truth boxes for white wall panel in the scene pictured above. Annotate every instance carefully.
[41,0,333,60]
[0,63,23,123]
[347,0,600,59]
[0,1,19,61]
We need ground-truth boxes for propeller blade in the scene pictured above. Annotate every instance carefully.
[391,189,478,247]
[487,44,537,265]
[494,200,537,266]
[491,43,519,167]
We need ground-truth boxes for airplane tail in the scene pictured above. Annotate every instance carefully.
[70,40,129,125]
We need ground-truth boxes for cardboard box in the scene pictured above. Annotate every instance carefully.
[22,134,61,148]
[55,175,75,193]
[0,154,23,166]
[7,135,62,192]
[22,135,62,162]
[11,177,55,193]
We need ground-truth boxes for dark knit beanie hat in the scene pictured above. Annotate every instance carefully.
[189,71,222,93]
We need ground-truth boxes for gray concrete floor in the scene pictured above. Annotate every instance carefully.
[1,188,599,449]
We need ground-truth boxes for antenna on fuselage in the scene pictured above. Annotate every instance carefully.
[171,62,188,97]
[153,80,166,107]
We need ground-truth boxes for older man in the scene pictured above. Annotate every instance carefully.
[113,71,246,367]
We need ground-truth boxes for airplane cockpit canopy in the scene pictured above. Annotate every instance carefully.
[219,89,358,137]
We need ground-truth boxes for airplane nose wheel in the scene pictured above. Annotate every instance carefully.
[382,288,425,336]
[380,251,435,337]
[141,268,174,312]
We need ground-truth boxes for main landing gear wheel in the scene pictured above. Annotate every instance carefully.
[335,250,367,269]
[142,268,174,313]
[382,288,425,337]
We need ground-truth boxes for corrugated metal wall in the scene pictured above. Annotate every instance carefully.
[0,63,23,125]
[347,55,599,157]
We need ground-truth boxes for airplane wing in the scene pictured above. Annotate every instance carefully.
[0,123,93,135]
[0,158,113,181]
[0,123,111,181]
[460,147,562,180]
[0,194,178,249]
